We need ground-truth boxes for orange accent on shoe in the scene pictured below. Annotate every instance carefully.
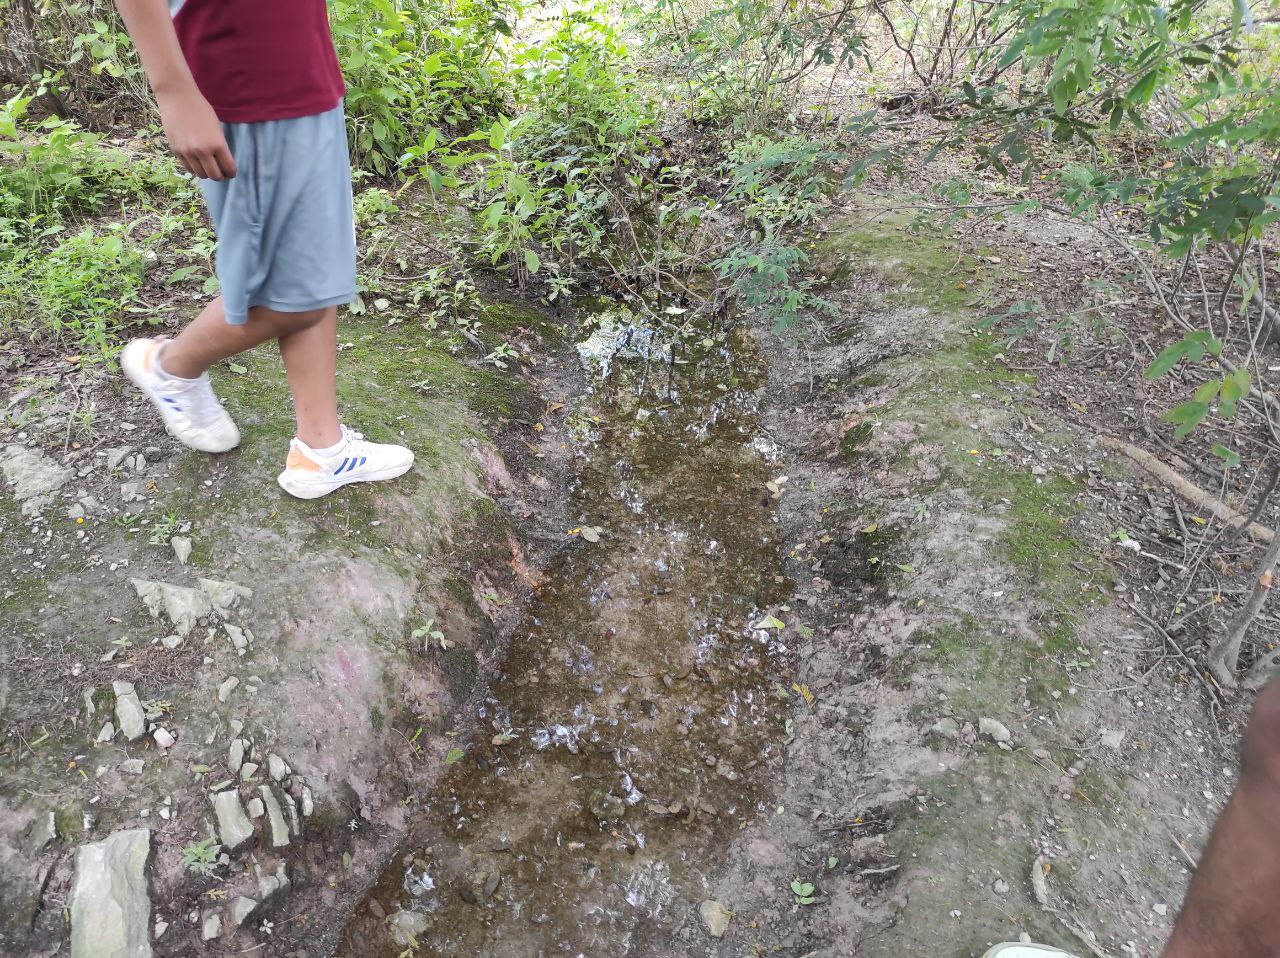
[286,447,323,473]
[143,339,162,374]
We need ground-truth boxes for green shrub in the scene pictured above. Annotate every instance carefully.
[0,88,181,246]
[1,224,146,360]
[331,0,520,175]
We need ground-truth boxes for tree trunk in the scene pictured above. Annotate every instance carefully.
[1207,528,1280,687]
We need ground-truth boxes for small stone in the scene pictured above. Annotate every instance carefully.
[228,739,246,775]
[83,687,97,716]
[698,899,732,938]
[588,789,626,821]
[201,912,221,941]
[131,579,211,637]
[232,896,258,926]
[160,635,183,650]
[930,717,960,738]
[1100,728,1126,750]
[240,762,259,782]
[198,578,252,617]
[120,481,146,503]
[153,728,176,749]
[225,624,249,654]
[120,759,145,776]
[113,681,147,741]
[993,879,1010,895]
[281,792,300,835]
[254,861,290,900]
[218,677,239,703]
[105,446,134,471]
[210,790,254,850]
[96,722,116,744]
[978,717,1012,743]
[154,919,169,939]
[267,754,288,782]
[69,829,152,957]
[300,786,313,817]
[1154,903,1169,916]
[259,786,290,847]
[246,798,265,819]
[0,443,74,516]
[170,537,192,565]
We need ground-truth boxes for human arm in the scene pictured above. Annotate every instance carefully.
[113,0,236,179]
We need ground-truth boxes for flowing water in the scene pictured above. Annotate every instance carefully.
[338,310,792,956]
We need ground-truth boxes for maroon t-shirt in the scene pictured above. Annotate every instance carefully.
[171,0,345,124]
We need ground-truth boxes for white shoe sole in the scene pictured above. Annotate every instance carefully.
[983,945,1079,958]
[276,460,414,500]
[121,341,240,454]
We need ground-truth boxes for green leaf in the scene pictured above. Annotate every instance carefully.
[1126,69,1160,106]
[1166,400,1210,439]
[1220,368,1250,416]
[444,747,465,765]
[1210,444,1241,469]
[1145,340,1188,378]
[488,120,506,150]
[523,248,541,274]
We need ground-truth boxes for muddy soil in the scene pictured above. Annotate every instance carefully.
[2,194,1254,958]
[338,313,795,956]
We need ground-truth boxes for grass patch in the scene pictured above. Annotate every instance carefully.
[838,421,874,460]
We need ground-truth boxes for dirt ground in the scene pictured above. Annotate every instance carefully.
[2,179,1271,957]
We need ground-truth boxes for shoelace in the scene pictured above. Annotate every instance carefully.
[174,376,227,427]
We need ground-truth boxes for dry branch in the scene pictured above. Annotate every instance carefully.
[1099,436,1274,543]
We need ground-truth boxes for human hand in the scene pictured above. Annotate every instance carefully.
[156,87,237,180]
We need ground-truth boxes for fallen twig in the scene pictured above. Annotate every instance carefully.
[1100,436,1274,543]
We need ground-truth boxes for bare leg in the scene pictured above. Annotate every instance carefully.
[278,306,341,448]
[161,298,341,448]
[1163,680,1280,957]
[162,297,324,378]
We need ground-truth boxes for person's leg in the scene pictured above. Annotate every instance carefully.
[277,305,341,449]
[160,297,322,380]
[164,298,341,448]
[1163,679,1280,957]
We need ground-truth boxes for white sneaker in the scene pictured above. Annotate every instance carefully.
[983,945,1081,958]
[121,337,240,454]
[276,426,414,499]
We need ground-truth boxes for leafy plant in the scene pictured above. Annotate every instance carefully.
[331,0,521,174]
[182,837,220,877]
[0,223,147,360]
[412,615,450,650]
[790,878,816,905]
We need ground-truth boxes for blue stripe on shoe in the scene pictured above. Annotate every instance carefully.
[161,397,180,407]
[336,457,350,475]
[358,457,367,468]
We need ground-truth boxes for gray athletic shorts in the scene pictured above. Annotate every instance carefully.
[200,103,356,326]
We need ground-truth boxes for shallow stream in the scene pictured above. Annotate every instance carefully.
[338,310,792,955]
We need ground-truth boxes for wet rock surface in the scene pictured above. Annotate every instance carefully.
[339,318,791,955]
